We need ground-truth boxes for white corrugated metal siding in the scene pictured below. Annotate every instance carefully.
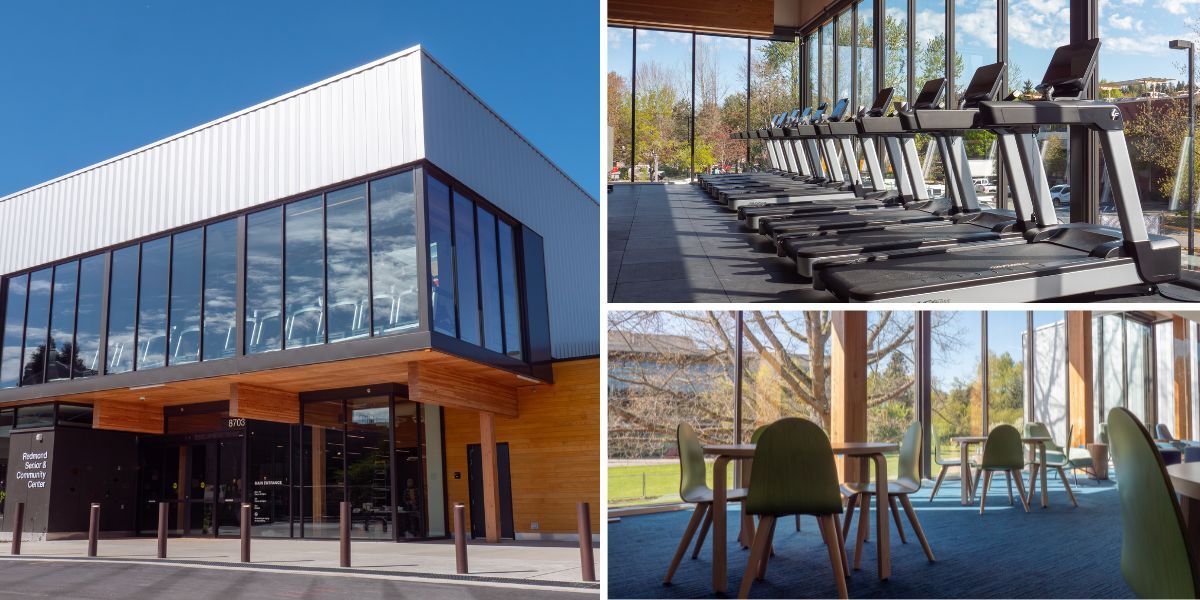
[0,46,426,276]
[419,54,600,361]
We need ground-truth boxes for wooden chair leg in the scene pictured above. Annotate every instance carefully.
[832,512,850,578]
[1011,469,1031,512]
[692,503,713,559]
[979,471,992,514]
[1058,466,1079,507]
[1005,471,1014,505]
[757,518,778,581]
[819,515,849,600]
[929,464,949,502]
[888,495,907,544]
[854,493,870,571]
[664,502,707,584]
[796,514,802,532]
[842,493,859,540]
[738,515,775,599]
[972,466,984,500]
[899,495,935,562]
[1025,463,1040,506]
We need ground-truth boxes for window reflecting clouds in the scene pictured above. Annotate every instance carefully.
[21,268,51,385]
[370,172,418,336]
[137,237,170,370]
[247,207,283,354]
[47,261,78,381]
[74,255,104,378]
[285,196,325,349]
[169,228,203,366]
[325,184,370,343]
[204,219,238,361]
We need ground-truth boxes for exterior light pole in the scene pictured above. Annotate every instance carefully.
[1170,39,1196,255]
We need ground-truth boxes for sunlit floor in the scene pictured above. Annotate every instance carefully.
[608,474,1130,599]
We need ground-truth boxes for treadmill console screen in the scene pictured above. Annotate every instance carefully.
[959,62,1005,108]
[811,103,827,123]
[799,106,813,123]
[868,87,894,116]
[912,79,946,110]
[1036,38,1100,100]
[829,98,849,121]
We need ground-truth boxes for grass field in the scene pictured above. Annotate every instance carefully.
[609,453,901,507]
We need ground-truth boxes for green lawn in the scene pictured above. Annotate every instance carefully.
[609,453,901,507]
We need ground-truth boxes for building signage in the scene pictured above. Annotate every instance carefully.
[16,451,49,488]
[226,418,246,429]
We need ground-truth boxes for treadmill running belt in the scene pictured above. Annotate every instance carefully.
[781,224,1007,259]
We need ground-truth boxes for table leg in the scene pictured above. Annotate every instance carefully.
[872,453,891,580]
[712,457,730,594]
[1039,442,1048,509]
[1181,495,1200,546]
[738,459,753,548]
[960,442,972,506]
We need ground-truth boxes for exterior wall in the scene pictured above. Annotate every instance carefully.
[420,54,600,361]
[443,358,599,539]
[0,47,426,277]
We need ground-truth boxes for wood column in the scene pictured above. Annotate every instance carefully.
[1067,312,1094,446]
[1175,316,1192,440]
[479,411,502,543]
[831,311,868,483]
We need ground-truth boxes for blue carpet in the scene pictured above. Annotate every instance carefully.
[609,475,1133,598]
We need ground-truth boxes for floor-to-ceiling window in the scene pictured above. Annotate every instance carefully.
[820,21,835,107]
[634,30,692,182]
[1156,321,1176,431]
[750,38,799,170]
[695,35,750,176]
[865,311,916,475]
[930,311,982,461]
[954,0,999,207]
[836,12,853,105]
[1094,313,1126,432]
[883,0,908,103]
[986,312,1027,431]
[856,0,875,110]
[1031,312,1068,443]
[805,34,818,109]
[608,27,634,181]
[913,0,948,198]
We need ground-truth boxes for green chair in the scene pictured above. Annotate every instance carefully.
[738,418,848,600]
[929,443,969,502]
[840,421,935,568]
[1108,407,1200,598]
[971,424,1030,514]
[663,423,748,585]
[1024,422,1089,507]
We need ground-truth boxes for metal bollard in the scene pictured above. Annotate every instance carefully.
[240,503,251,563]
[339,501,350,568]
[87,503,100,557]
[577,502,596,582]
[453,503,468,574]
[11,502,23,555]
[157,502,168,559]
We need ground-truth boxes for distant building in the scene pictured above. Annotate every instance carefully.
[1100,77,1176,94]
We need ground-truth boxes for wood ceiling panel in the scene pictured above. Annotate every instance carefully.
[609,0,774,37]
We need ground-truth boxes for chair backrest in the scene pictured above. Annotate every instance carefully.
[1100,422,1109,445]
[897,421,921,487]
[981,424,1024,469]
[1156,423,1177,442]
[1107,407,1199,598]
[677,423,711,503]
[745,418,843,517]
[1025,421,1066,454]
[750,424,769,444]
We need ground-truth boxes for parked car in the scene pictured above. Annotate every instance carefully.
[973,177,997,194]
[1050,184,1071,205]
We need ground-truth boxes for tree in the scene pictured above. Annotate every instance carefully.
[1125,99,1200,202]
[607,71,632,179]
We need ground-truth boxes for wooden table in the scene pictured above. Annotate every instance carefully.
[1167,462,1200,545]
[703,441,898,593]
[950,435,1051,507]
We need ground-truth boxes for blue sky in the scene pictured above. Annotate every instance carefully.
[0,0,599,199]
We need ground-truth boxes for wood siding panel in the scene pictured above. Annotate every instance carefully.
[409,362,518,417]
[443,358,599,537]
[1067,312,1094,446]
[609,0,774,36]
[229,383,300,424]
[92,400,164,434]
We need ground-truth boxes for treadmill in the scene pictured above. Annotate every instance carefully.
[780,63,1045,277]
[812,38,1181,302]
[758,79,968,241]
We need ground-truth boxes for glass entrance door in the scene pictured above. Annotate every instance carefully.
[180,438,244,536]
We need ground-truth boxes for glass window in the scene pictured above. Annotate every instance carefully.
[866,312,916,470]
[284,196,325,349]
[0,275,28,388]
[420,403,444,537]
[1094,314,1124,430]
[137,237,171,371]
[954,0,996,103]
[608,27,634,182]
[246,207,283,354]
[21,268,52,386]
[634,29,692,182]
[750,38,799,170]
[1009,0,1069,221]
[46,262,78,382]
[1032,312,1067,442]
[325,184,370,343]
[498,221,523,359]
[857,0,875,110]
[695,34,750,176]
[303,399,345,538]
[453,192,480,346]
[14,404,54,429]
[1156,321,1175,429]
[57,404,93,427]
[1127,318,1152,423]
[426,177,456,337]
[914,0,946,86]
[931,312,982,460]
[107,246,139,374]
[203,219,238,361]
[476,207,503,353]
[168,229,203,366]
[820,21,834,106]
[74,255,105,379]
[883,0,908,102]
[369,172,419,336]
[805,34,818,109]
[836,12,852,102]
[986,312,1027,431]
[346,395,392,539]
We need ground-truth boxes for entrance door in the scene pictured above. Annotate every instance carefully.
[466,443,514,539]
[181,439,244,536]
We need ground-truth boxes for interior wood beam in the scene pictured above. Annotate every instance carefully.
[1067,312,1093,446]
[608,0,775,37]
[92,399,164,434]
[229,383,300,424]
[1175,316,1192,440]
[408,363,518,417]
[479,411,502,543]
[831,311,867,483]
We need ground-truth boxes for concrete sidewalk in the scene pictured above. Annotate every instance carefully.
[3,537,599,592]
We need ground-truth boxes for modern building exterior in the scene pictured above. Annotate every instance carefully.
[0,46,599,543]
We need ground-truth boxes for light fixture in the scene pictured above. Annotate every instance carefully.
[128,383,165,391]
[517,374,540,384]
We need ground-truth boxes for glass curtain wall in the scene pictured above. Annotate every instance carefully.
[750,38,800,170]
[820,22,835,107]
[930,311,982,461]
[856,0,875,110]
[1155,321,1175,430]
[986,312,1027,431]
[633,30,692,182]
[608,27,634,182]
[955,0,999,207]
[836,13,853,103]
[695,35,750,176]
[865,311,916,478]
[742,311,831,436]
[1031,312,1068,443]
